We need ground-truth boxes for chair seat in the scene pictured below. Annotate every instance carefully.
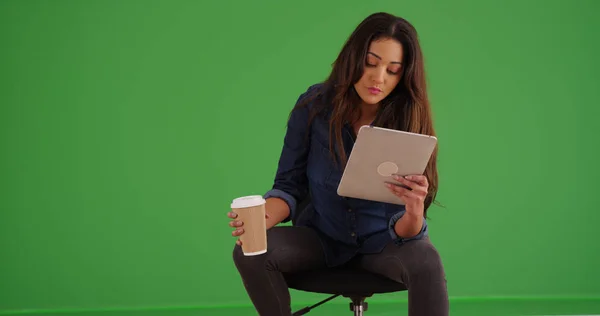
[284,267,407,296]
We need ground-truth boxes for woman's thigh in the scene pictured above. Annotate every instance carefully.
[356,238,446,284]
[233,226,327,273]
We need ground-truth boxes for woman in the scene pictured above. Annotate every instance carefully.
[227,12,449,316]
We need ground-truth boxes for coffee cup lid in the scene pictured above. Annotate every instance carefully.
[231,195,266,209]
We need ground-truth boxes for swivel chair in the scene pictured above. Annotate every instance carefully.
[283,197,406,316]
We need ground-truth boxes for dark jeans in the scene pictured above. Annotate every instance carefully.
[233,226,449,316]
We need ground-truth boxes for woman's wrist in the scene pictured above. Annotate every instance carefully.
[394,211,423,238]
[265,197,290,229]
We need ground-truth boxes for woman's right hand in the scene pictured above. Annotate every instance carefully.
[228,211,245,246]
[228,211,270,246]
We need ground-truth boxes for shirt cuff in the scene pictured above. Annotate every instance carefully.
[388,210,428,244]
[263,189,296,223]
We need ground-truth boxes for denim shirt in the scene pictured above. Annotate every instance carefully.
[264,83,427,267]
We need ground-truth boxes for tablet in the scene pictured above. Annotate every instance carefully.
[337,125,437,205]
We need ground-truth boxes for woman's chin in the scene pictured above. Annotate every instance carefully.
[359,96,383,106]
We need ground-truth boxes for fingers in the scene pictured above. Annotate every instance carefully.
[228,211,267,245]
[386,182,407,196]
[231,227,244,237]
[406,175,428,186]
[392,174,428,191]
[228,211,244,239]
[229,220,243,228]
[385,182,425,201]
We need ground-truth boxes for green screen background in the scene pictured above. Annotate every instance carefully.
[1,0,599,314]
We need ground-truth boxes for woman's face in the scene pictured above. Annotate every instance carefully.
[353,38,404,106]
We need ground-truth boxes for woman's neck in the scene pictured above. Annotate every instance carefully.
[358,103,379,123]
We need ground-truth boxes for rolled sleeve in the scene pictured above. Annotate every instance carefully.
[263,188,297,222]
[388,210,428,244]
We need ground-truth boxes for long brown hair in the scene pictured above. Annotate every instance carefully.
[296,12,439,215]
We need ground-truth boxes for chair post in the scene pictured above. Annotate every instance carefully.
[349,296,368,316]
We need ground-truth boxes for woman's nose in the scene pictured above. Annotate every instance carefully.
[371,68,385,84]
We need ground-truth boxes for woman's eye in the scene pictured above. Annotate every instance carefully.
[387,66,401,75]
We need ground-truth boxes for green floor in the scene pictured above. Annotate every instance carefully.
[3,298,600,316]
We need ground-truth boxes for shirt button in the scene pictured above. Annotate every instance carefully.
[351,232,356,237]
[348,209,352,212]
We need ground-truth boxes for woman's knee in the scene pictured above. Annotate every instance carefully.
[404,239,445,279]
[231,227,296,272]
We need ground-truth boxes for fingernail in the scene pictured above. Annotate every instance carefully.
[405,175,412,180]
[385,183,392,188]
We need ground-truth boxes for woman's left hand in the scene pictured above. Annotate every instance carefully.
[385,174,428,217]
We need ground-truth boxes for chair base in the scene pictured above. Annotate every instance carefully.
[292,295,371,315]
[292,294,339,316]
